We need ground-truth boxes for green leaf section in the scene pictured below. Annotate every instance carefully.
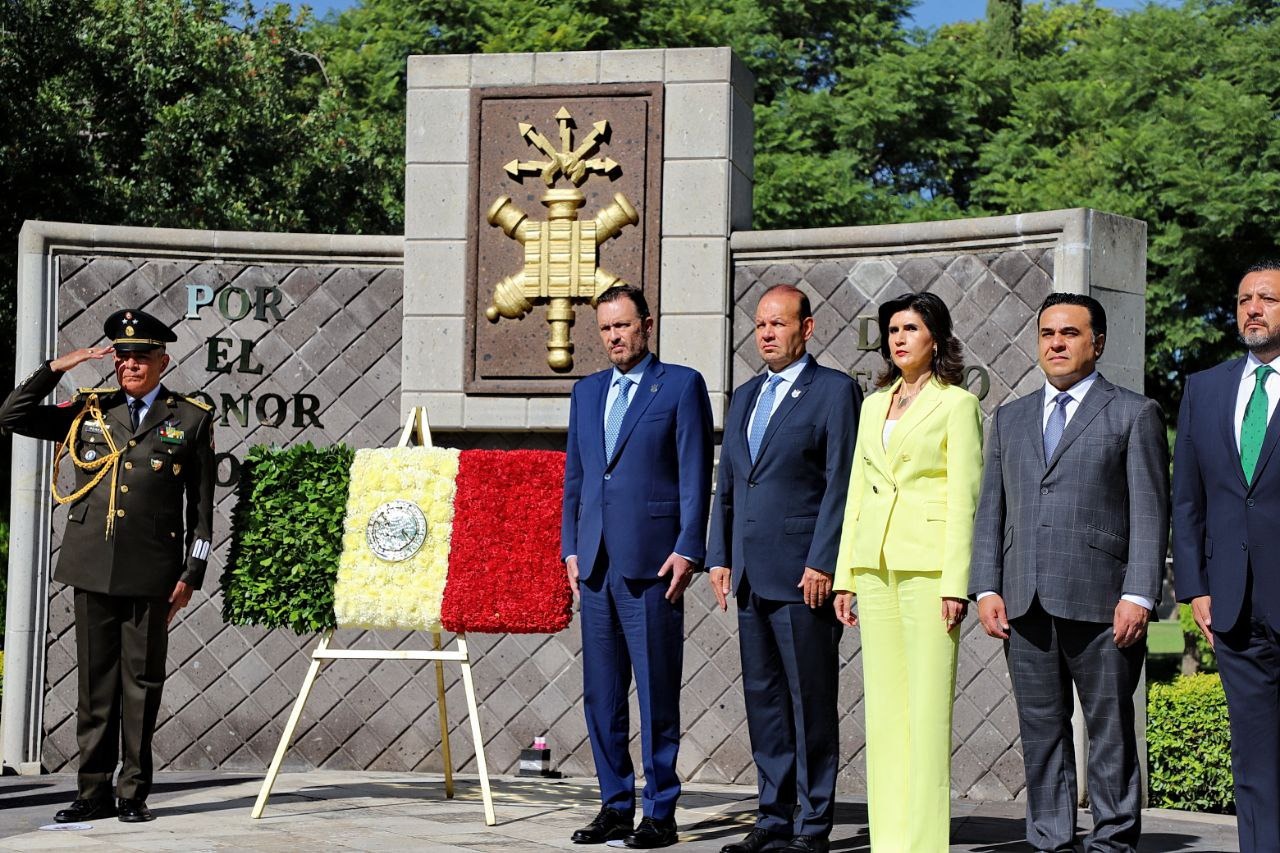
[1147,673,1233,814]
[222,442,354,635]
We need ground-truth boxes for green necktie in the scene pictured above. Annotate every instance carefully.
[1241,364,1275,484]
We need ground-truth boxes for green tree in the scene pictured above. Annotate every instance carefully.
[986,0,1022,57]
[971,1,1280,410]
[313,0,918,232]
[0,0,396,525]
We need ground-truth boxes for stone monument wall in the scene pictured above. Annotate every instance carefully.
[3,46,1148,807]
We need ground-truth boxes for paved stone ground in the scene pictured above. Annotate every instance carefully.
[0,772,1239,851]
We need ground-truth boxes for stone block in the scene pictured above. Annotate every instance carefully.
[401,316,464,392]
[731,89,754,178]
[664,47,732,82]
[403,240,467,317]
[405,164,469,240]
[658,314,727,394]
[528,396,571,429]
[660,238,729,314]
[664,83,730,159]
[730,163,753,232]
[464,395,528,429]
[729,50,755,102]
[662,160,729,237]
[533,50,599,84]
[599,48,664,83]
[406,89,471,165]
[407,54,472,89]
[1088,211,1147,294]
[471,52,536,87]
[1093,286,1146,394]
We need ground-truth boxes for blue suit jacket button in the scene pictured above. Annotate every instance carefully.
[1247,498,1256,507]
[604,473,611,480]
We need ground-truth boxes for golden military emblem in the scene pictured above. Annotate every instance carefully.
[485,106,639,371]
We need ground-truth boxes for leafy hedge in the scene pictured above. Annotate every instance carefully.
[223,443,353,635]
[1148,673,1233,813]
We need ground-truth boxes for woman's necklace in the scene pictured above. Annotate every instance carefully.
[894,376,931,411]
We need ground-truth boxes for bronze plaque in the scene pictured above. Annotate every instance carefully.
[465,84,664,394]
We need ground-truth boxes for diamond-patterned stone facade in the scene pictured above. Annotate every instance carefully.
[43,255,410,776]
[730,250,1055,801]
[38,247,1051,805]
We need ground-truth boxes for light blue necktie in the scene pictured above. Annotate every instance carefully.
[604,376,633,460]
[1043,391,1072,461]
[748,375,784,463]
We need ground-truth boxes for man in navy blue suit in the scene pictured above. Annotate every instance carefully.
[706,284,861,853]
[562,284,713,849]
[1174,260,1280,853]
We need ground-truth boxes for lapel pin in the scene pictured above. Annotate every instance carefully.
[650,384,658,393]
[791,389,802,398]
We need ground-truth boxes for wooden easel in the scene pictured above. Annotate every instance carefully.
[251,407,496,824]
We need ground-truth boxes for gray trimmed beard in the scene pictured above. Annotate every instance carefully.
[1240,324,1280,353]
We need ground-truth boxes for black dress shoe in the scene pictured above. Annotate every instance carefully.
[625,816,679,849]
[780,836,829,853]
[117,798,154,823]
[722,827,789,852]
[54,797,117,823]
[572,806,634,843]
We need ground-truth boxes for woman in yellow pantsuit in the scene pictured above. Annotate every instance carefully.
[833,291,983,852]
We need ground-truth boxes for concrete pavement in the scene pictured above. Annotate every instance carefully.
[0,771,1240,851]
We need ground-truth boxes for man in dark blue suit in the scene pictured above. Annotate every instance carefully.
[1174,261,1280,853]
[707,285,861,853]
[562,285,714,849]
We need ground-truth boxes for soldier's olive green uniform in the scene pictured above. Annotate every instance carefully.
[0,361,214,801]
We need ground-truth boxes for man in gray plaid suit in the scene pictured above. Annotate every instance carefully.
[970,293,1169,853]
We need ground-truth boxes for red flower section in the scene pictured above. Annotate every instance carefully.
[441,449,572,634]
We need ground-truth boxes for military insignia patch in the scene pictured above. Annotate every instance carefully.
[172,463,182,475]
[151,458,164,472]
[159,424,185,444]
[83,449,97,462]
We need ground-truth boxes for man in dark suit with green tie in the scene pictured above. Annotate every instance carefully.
[0,308,215,824]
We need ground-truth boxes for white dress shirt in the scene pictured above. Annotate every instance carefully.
[979,371,1153,611]
[1234,352,1280,451]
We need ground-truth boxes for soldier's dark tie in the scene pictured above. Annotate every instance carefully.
[129,399,142,431]
[1043,391,1072,462]
[1241,364,1274,484]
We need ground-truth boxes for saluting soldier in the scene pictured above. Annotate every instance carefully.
[0,308,215,824]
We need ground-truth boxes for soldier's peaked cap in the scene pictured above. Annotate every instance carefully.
[104,308,177,352]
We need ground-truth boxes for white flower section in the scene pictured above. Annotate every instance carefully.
[334,446,461,631]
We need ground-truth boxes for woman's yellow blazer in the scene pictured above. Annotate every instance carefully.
[833,377,984,599]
